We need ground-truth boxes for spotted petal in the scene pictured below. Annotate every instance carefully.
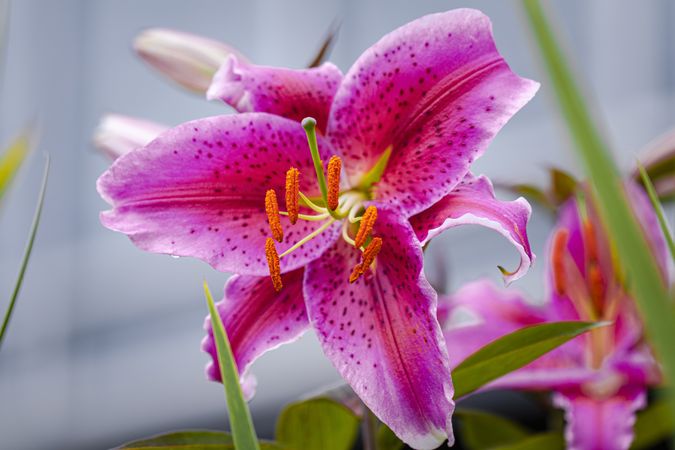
[304,209,454,449]
[208,56,342,132]
[202,269,308,400]
[553,387,646,450]
[410,173,534,283]
[327,9,538,216]
[98,113,340,275]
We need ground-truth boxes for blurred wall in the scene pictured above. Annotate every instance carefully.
[0,1,673,448]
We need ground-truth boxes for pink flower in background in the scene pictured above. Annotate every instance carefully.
[441,185,667,450]
[94,114,168,160]
[98,9,538,448]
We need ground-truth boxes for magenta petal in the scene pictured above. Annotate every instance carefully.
[327,9,538,215]
[97,113,340,275]
[207,56,342,132]
[201,269,308,400]
[410,173,534,283]
[304,209,454,449]
[553,387,646,450]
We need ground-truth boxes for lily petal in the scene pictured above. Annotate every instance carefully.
[201,269,308,400]
[327,9,538,216]
[208,56,342,132]
[134,28,247,94]
[304,209,454,449]
[93,114,168,160]
[410,173,534,283]
[97,113,340,275]
[442,279,591,391]
[553,387,646,450]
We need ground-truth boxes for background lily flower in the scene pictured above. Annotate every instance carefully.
[134,28,249,94]
[98,8,538,449]
[93,114,168,160]
[440,184,668,450]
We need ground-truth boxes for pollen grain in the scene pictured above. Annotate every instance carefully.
[265,189,283,242]
[265,237,283,292]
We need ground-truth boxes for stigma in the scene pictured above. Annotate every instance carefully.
[261,117,385,290]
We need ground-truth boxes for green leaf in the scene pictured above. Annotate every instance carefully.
[507,183,554,210]
[204,282,260,450]
[549,168,578,204]
[357,146,391,191]
[522,0,675,428]
[637,163,675,263]
[0,155,49,350]
[307,20,340,68]
[376,424,405,450]
[452,321,604,399]
[492,432,565,450]
[116,430,284,450]
[455,409,530,450]
[276,397,359,450]
[631,398,673,449]
[0,131,32,203]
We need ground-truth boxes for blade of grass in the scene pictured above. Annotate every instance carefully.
[638,162,675,262]
[522,0,675,427]
[204,281,260,450]
[0,130,32,203]
[307,20,340,68]
[0,154,49,350]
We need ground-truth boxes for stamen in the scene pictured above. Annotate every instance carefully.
[551,228,569,295]
[326,155,342,211]
[279,211,329,221]
[299,191,327,214]
[265,189,283,243]
[583,220,599,262]
[354,205,377,248]
[285,167,300,225]
[350,237,383,283]
[265,238,283,292]
[279,218,336,258]
[588,263,604,311]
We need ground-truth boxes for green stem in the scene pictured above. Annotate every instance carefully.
[638,163,675,263]
[302,117,328,205]
[362,406,379,450]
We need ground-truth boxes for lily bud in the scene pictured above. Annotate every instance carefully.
[93,114,167,160]
[634,126,675,199]
[133,28,248,94]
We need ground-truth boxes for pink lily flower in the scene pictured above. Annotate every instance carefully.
[440,184,667,450]
[98,9,538,448]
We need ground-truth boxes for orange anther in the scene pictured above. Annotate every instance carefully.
[326,155,342,210]
[265,189,283,242]
[354,206,378,248]
[588,263,604,311]
[582,220,599,262]
[285,167,299,225]
[349,237,383,283]
[265,238,283,292]
[551,228,569,295]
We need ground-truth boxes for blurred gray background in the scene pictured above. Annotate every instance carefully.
[0,1,673,448]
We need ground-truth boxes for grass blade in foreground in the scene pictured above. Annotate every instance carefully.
[522,0,675,426]
[0,131,32,203]
[638,163,675,262]
[204,282,260,450]
[451,321,603,399]
[0,155,49,350]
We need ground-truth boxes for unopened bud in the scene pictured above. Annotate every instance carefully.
[93,114,167,160]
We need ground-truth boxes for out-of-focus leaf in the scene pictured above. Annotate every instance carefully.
[638,163,675,263]
[631,398,673,449]
[455,409,530,449]
[307,20,340,68]
[634,127,675,200]
[276,397,359,450]
[507,183,554,210]
[549,167,578,204]
[0,155,49,350]
[204,282,261,450]
[492,432,565,450]
[116,429,283,449]
[301,383,363,417]
[376,424,405,450]
[452,321,604,399]
[0,131,32,202]
[522,0,675,427]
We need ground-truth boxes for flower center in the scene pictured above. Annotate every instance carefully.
[262,117,384,291]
